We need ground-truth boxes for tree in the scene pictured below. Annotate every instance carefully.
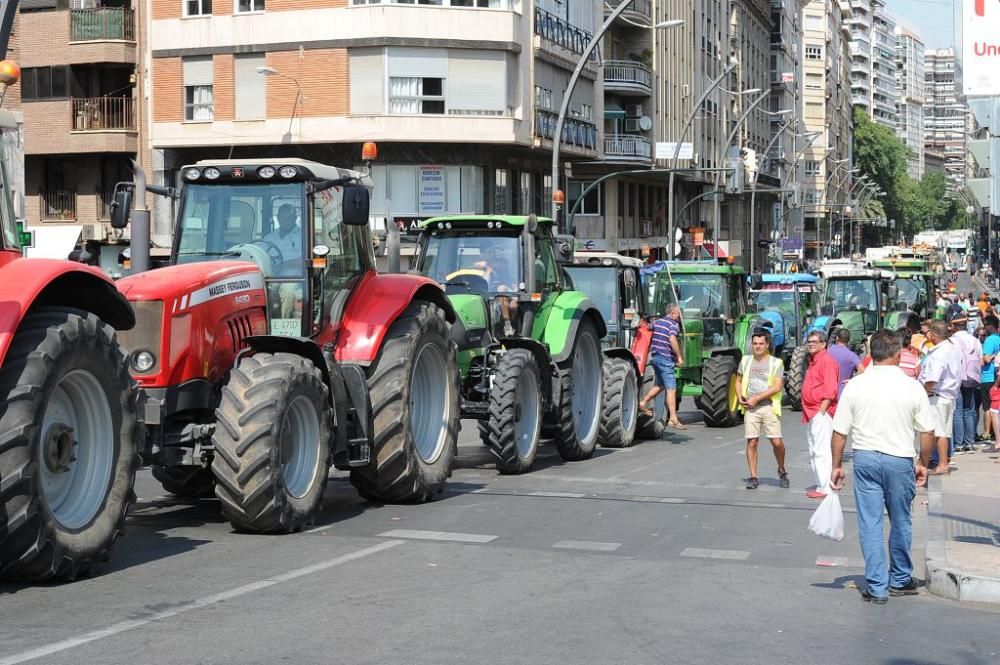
[852,107,909,233]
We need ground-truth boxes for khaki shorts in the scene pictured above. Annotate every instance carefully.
[744,404,782,440]
[929,395,956,438]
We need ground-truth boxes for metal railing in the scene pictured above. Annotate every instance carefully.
[533,7,596,58]
[71,97,136,131]
[534,109,597,150]
[604,0,650,20]
[603,60,651,91]
[40,191,77,221]
[70,8,135,42]
[99,189,115,220]
[604,134,652,160]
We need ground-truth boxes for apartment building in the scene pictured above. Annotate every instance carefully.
[12,0,147,246]
[924,47,968,188]
[848,0,897,130]
[767,0,805,186]
[895,25,924,179]
[798,0,851,260]
[147,0,603,242]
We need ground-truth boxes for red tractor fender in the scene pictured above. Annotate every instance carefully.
[335,271,456,365]
[0,253,135,368]
[631,320,653,374]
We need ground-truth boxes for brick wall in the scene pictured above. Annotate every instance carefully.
[213,54,234,121]
[268,0,347,11]
[154,0,345,20]
[265,49,347,118]
[152,57,183,122]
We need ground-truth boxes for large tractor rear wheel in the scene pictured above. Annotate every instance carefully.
[487,348,543,474]
[152,466,215,498]
[785,345,808,411]
[698,354,740,428]
[636,363,666,439]
[599,357,638,448]
[212,353,331,532]
[351,301,458,502]
[0,308,139,581]
[553,320,603,461]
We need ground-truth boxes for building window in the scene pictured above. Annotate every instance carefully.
[804,13,822,31]
[534,86,552,110]
[804,160,820,176]
[805,45,822,60]
[20,66,70,101]
[234,54,266,120]
[805,73,823,90]
[495,169,509,213]
[568,181,602,215]
[580,103,593,121]
[184,0,211,16]
[236,0,264,12]
[183,56,213,121]
[389,77,445,114]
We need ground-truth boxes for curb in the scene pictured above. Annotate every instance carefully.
[924,474,1000,607]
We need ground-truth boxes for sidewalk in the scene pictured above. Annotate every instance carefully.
[924,442,1000,607]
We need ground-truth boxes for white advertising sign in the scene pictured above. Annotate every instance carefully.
[418,165,446,216]
[963,0,1000,96]
[655,142,693,161]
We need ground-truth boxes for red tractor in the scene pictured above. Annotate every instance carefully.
[0,68,141,580]
[110,149,460,533]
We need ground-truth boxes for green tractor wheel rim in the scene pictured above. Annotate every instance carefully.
[571,330,602,443]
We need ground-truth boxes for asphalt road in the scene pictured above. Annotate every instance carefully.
[2,396,997,665]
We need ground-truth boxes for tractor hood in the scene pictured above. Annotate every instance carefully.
[117,261,264,303]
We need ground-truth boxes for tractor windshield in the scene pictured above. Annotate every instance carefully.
[826,278,879,313]
[418,231,522,295]
[666,274,728,317]
[563,266,619,328]
[893,276,928,312]
[175,182,307,278]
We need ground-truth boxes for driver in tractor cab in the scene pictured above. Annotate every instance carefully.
[263,203,303,318]
[474,245,518,337]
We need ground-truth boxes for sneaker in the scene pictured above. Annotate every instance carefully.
[888,579,920,596]
[746,477,758,490]
[861,588,888,605]
[778,471,790,489]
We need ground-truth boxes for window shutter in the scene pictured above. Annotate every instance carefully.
[447,50,505,115]
[350,48,385,114]
[387,48,447,78]
[183,57,213,86]
[234,54,265,120]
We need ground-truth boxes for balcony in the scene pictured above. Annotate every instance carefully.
[603,60,651,96]
[24,98,137,155]
[604,0,651,24]
[534,7,596,59]
[604,134,652,162]
[72,97,136,132]
[40,191,77,222]
[70,7,135,42]
[533,109,598,153]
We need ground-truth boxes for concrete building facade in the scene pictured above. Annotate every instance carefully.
[895,25,925,179]
[848,0,897,130]
[924,47,969,188]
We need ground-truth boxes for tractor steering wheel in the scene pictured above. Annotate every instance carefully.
[229,240,285,275]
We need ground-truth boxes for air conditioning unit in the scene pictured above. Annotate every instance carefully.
[81,224,97,241]
[639,221,652,236]
[624,118,642,132]
[624,104,642,117]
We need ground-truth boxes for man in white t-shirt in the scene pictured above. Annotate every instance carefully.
[831,329,935,604]
[262,203,302,275]
[918,320,963,474]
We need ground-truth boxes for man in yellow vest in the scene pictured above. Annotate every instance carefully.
[734,330,789,490]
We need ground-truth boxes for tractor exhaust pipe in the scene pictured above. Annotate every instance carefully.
[129,159,151,274]
[520,215,537,337]
[386,218,400,273]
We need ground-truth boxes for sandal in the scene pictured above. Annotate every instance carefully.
[746,477,758,490]
[668,420,688,430]
[778,471,790,489]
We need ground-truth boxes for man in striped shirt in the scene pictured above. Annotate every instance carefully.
[639,303,687,429]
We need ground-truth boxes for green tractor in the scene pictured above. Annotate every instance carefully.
[413,215,618,473]
[872,258,936,325]
[563,251,666,446]
[641,260,757,427]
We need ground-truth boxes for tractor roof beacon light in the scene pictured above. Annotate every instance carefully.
[553,189,566,205]
[362,142,378,161]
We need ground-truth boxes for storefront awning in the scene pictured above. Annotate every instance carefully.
[604,104,626,120]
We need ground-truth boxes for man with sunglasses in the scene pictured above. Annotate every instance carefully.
[801,330,840,499]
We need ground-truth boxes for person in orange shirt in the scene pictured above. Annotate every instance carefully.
[977,292,991,316]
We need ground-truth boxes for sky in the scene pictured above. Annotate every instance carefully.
[883,0,956,50]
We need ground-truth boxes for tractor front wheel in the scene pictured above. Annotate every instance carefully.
[0,308,139,581]
[553,320,603,461]
[487,349,543,474]
[152,466,216,498]
[636,363,666,439]
[786,345,808,411]
[212,353,331,532]
[599,357,638,448]
[698,354,740,428]
[350,301,459,502]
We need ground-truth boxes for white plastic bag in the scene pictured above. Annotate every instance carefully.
[808,492,844,541]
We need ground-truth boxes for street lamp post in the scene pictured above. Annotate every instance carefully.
[819,160,851,256]
[748,118,792,271]
[549,10,683,228]
[665,62,737,259]
[257,66,302,139]
[775,130,820,268]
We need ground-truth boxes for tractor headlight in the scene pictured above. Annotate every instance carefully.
[279,166,298,179]
[131,350,156,373]
[203,167,221,180]
[184,167,201,181]
[258,166,276,179]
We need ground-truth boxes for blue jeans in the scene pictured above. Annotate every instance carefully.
[853,450,916,598]
[952,386,976,449]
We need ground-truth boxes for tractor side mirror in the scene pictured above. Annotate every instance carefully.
[342,184,371,225]
[554,234,574,264]
[109,183,133,229]
[887,284,898,300]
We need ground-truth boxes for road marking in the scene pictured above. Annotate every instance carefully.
[377,529,497,543]
[552,540,622,552]
[815,556,864,568]
[680,547,751,561]
[0,540,405,665]
[528,491,586,498]
[304,523,338,534]
[659,497,685,503]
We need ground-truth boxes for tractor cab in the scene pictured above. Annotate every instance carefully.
[563,252,645,348]
[817,268,890,352]
[873,258,935,321]
[748,273,819,357]
[170,158,373,337]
